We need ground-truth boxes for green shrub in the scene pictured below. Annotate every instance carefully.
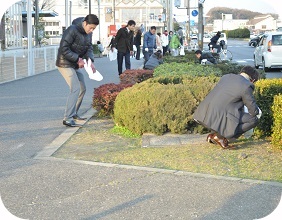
[271,95,282,149]
[92,83,133,116]
[113,75,219,135]
[254,78,282,137]
[153,62,222,78]
[163,52,196,63]
[120,69,154,84]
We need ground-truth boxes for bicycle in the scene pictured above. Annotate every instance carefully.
[208,40,233,62]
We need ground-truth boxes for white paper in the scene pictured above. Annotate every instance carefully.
[83,58,103,81]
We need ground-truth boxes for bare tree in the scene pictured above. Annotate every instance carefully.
[32,0,56,11]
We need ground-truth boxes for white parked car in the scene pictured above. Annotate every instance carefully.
[254,32,282,71]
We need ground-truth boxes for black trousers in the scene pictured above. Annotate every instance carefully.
[234,112,259,138]
[117,51,130,75]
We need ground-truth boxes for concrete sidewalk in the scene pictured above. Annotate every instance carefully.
[0,56,281,220]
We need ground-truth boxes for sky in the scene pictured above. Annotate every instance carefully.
[174,0,280,21]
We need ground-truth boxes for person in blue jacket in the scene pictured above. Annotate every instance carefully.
[142,26,157,66]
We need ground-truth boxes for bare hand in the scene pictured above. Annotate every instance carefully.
[77,58,84,68]
[91,62,96,73]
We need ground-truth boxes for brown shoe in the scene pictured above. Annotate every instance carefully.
[210,135,229,149]
[206,133,215,144]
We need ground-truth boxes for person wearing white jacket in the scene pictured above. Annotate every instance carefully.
[161,30,169,55]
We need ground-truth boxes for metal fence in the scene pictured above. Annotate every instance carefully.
[0,46,59,84]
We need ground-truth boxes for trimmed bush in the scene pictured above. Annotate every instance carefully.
[271,95,282,149]
[163,52,196,63]
[153,62,222,78]
[92,83,133,116]
[120,69,154,84]
[254,78,282,137]
[114,75,219,135]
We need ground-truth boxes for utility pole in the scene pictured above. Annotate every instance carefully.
[89,0,91,14]
[198,1,204,50]
[65,0,69,28]
[35,0,39,46]
[184,0,190,45]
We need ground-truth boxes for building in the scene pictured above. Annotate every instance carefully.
[246,15,277,34]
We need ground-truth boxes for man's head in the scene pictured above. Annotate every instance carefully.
[154,50,163,59]
[83,14,99,34]
[127,20,136,31]
[150,26,157,35]
[240,65,260,83]
[195,50,202,59]
[216,31,221,36]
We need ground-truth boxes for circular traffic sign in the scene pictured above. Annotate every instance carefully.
[192,10,198,17]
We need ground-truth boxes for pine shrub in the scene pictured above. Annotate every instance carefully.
[254,78,282,137]
[113,75,219,135]
[271,95,282,149]
[153,62,222,78]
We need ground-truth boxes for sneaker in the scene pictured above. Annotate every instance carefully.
[63,119,76,127]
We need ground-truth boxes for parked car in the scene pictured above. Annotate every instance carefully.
[254,32,282,71]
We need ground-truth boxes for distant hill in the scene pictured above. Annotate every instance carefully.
[205,7,278,24]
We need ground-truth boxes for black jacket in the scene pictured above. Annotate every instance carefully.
[209,34,220,46]
[199,52,216,64]
[56,21,94,69]
[114,27,134,53]
[134,32,142,46]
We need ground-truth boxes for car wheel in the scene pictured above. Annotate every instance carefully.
[250,42,255,47]
[262,58,270,72]
[254,55,259,69]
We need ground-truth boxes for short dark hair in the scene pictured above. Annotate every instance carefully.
[127,20,136,26]
[240,65,260,82]
[195,50,202,55]
[150,26,156,30]
[84,14,99,25]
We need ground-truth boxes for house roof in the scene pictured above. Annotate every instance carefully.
[246,15,273,25]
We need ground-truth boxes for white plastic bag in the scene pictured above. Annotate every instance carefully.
[180,46,185,55]
[84,58,103,81]
[109,48,117,61]
[243,105,262,138]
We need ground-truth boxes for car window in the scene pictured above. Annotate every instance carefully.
[272,35,282,45]
[259,37,264,46]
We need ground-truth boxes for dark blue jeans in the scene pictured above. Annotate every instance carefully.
[142,49,154,66]
[117,51,130,75]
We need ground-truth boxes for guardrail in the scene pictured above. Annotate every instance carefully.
[0,46,59,84]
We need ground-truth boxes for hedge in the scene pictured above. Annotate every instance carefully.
[254,78,282,137]
[153,62,222,78]
[114,75,219,135]
[92,83,133,116]
[120,69,154,84]
[271,95,282,149]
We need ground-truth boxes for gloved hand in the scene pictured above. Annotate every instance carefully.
[145,48,148,52]
[84,58,103,81]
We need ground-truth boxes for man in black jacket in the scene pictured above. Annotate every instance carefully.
[56,14,99,127]
[208,31,221,53]
[113,20,136,75]
[195,50,217,64]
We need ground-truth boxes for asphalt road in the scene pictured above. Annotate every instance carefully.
[0,53,281,220]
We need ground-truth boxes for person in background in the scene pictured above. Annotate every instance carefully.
[177,27,184,45]
[107,35,116,51]
[142,26,157,66]
[161,30,169,56]
[97,40,104,56]
[169,32,181,56]
[168,31,173,54]
[134,29,142,60]
[113,20,136,75]
[193,66,260,149]
[208,31,221,53]
[144,50,163,70]
[156,32,162,51]
[56,14,99,127]
[195,50,217,64]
